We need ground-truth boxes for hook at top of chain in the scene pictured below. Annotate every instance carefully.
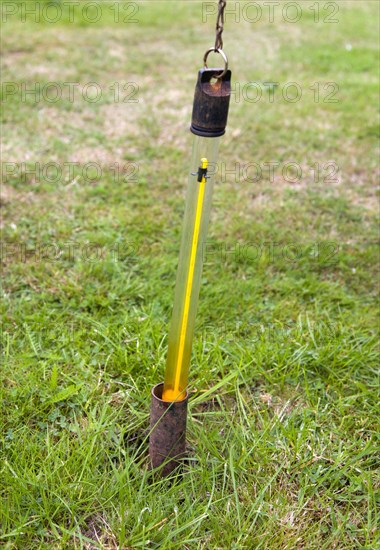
[214,0,226,51]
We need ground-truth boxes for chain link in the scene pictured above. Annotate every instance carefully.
[214,0,226,51]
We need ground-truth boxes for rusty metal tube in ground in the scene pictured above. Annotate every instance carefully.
[149,382,188,476]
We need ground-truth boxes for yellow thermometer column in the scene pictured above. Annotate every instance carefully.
[163,136,220,401]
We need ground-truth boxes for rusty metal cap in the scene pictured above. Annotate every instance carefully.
[190,68,232,138]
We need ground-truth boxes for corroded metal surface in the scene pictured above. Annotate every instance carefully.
[149,383,188,477]
[190,68,232,137]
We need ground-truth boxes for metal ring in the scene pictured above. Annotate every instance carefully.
[203,47,228,79]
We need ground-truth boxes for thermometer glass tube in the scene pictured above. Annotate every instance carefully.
[162,135,220,401]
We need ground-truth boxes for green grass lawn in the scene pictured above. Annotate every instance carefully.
[1,1,379,548]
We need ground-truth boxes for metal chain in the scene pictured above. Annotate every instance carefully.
[214,0,226,51]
